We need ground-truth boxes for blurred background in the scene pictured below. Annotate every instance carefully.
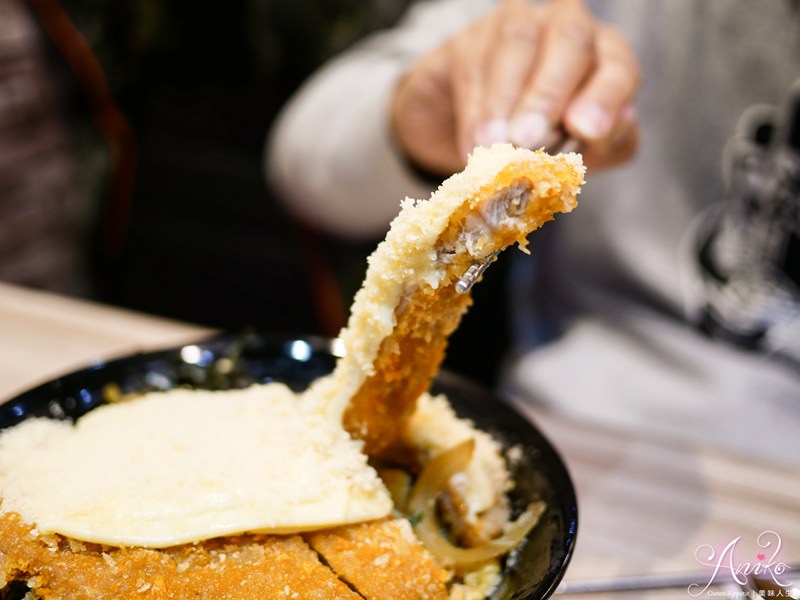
[1,0,506,384]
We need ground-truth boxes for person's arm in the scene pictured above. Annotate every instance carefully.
[267,0,640,240]
[266,0,490,240]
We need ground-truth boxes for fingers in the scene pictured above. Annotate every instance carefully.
[563,24,641,144]
[466,0,641,168]
[391,47,464,175]
[475,0,544,146]
[580,105,640,169]
[448,17,499,157]
[507,0,597,149]
[391,0,642,177]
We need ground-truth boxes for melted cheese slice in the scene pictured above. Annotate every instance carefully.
[0,384,392,548]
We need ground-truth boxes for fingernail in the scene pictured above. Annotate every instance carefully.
[509,112,550,149]
[569,102,613,139]
[620,102,637,123]
[475,118,510,147]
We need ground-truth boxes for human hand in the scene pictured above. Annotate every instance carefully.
[390,0,641,176]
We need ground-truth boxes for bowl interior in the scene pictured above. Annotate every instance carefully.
[0,330,577,599]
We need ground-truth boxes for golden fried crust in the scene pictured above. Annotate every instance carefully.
[0,512,361,599]
[307,517,450,600]
[0,147,583,599]
[343,284,471,458]
[343,149,584,456]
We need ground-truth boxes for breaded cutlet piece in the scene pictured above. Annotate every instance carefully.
[0,511,361,599]
[307,144,584,457]
[0,145,584,600]
[307,517,450,600]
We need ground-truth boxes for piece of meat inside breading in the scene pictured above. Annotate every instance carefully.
[312,145,584,458]
[0,145,586,600]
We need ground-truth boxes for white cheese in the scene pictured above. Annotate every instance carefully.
[0,384,392,548]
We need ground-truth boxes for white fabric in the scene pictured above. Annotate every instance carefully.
[504,0,800,467]
[266,0,494,239]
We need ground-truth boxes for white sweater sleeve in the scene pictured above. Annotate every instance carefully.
[265,0,493,240]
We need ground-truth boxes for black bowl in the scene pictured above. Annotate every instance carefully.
[0,330,577,599]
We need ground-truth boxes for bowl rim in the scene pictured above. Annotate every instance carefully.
[0,330,578,599]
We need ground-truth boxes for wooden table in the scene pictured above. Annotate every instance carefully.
[1,281,798,598]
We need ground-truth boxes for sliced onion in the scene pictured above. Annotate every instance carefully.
[407,439,475,515]
[416,499,545,568]
[407,439,545,568]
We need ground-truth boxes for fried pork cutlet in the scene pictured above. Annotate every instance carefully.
[0,511,361,600]
[307,518,450,600]
[305,144,583,548]
[0,512,451,600]
[309,145,585,458]
[0,145,585,599]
